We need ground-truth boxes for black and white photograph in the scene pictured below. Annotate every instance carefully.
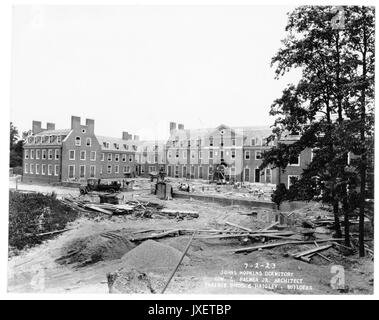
[4,1,376,297]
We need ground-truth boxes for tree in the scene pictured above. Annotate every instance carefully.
[272,183,287,210]
[9,122,24,168]
[261,6,375,251]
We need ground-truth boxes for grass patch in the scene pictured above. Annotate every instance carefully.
[9,191,79,252]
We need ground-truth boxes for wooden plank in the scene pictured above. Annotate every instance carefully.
[224,221,253,232]
[260,221,279,231]
[131,229,181,241]
[292,244,332,258]
[36,228,72,237]
[83,204,113,215]
[232,238,343,254]
[196,233,294,240]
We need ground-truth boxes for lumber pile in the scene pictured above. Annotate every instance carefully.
[61,197,199,220]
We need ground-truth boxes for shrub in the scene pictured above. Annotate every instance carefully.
[8,191,79,252]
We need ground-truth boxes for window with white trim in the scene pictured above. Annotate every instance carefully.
[55,165,59,176]
[68,165,74,178]
[30,164,34,174]
[101,153,104,161]
[86,138,91,147]
[42,164,46,175]
[55,149,60,160]
[90,151,96,161]
[115,154,120,162]
[80,150,86,161]
[79,165,85,178]
[90,165,95,178]
[35,164,40,174]
[69,150,75,160]
[122,154,127,162]
[75,136,81,146]
[255,151,262,160]
[288,175,299,187]
[24,163,28,174]
[107,153,112,161]
[30,150,34,159]
[36,149,40,159]
[48,149,53,160]
[245,151,250,160]
[48,164,52,176]
[25,150,29,159]
[115,165,119,174]
[107,165,112,174]
[289,155,300,166]
[42,149,47,159]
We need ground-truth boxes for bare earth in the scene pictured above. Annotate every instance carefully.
[8,181,374,295]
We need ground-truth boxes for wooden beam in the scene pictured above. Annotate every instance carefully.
[232,238,343,254]
[292,244,332,258]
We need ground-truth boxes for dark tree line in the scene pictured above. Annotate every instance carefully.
[261,6,375,257]
[10,122,30,168]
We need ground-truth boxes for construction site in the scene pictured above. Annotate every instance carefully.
[8,176,374,294]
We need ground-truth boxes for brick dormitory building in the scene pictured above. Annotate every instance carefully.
[22,116,311,188]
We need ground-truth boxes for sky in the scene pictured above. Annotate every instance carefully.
[10,5,301,141]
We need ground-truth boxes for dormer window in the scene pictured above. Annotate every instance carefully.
[114,143,119,150]
[28,137,34,144]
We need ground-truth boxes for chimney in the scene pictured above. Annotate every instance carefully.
[169,122,177,133]
[46,122,55,131]
[178,124,184,130]
[32,121,43,134]
[71,116,81,130]
[86,118,95,133]
[133,135,139,141]
[123,131,133,140]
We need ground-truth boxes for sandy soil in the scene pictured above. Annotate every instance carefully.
[7,183,374,295]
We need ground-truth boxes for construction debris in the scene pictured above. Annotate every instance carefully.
[61,196,198,220]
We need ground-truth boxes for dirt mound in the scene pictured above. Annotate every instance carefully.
[121,240,190,273]
[56,230,135,267]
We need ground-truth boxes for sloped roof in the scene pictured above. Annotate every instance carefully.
[34,129,71,136]
[96,135,140,152]
[168,125,272,140]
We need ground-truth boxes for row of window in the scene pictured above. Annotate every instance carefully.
[68,165,97,178]
[24,163,59,176]
[102,142,138,151]
[167,150,237,160]
[166,164,236,177]
[27,135,62,144]
[25,149,60,160]
[170,137,274,148]
[100,153,134,162]
[75,136,92,147]
[69,150,97,161]
[166,150,271,161]
[100,165,131,175]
